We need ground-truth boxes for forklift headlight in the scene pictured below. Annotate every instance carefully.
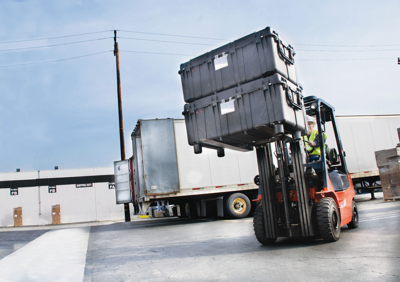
[310,102,318,110]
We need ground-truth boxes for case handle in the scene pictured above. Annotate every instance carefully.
[275,36,295,65]
[285,86,302,110]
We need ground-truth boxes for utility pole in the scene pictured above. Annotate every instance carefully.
[114,30,130,222]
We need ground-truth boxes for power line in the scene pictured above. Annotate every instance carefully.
[118,30,227,41]
[0,51,112,68]
[123,49,398,61]
[0,31,112,45]
[0,37,112,53]
[297,49,400,52]
[119,37,217,46]
[121,50,398,60]
[297,57,395,61]
[120,50,196,56]
[294,43,400,47]
[1,28,399,48]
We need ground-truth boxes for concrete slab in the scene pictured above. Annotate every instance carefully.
[0,227,90,282]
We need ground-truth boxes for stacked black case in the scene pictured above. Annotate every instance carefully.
[179,27,306,153]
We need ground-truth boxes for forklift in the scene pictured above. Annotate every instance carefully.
[253,96,359,243]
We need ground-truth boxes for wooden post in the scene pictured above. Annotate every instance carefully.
[114,30,130,222]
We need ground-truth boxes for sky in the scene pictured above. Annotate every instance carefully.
[0,0,399,173]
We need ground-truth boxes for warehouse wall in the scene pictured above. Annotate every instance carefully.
[0,167,126,227]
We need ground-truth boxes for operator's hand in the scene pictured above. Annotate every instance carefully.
[308,141,316,147]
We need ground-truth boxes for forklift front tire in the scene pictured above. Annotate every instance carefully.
[317,197,341,242]
[253,205,277,245]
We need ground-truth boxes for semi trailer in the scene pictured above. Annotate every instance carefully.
[114,118,260,219]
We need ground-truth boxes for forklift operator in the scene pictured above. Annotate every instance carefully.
[304,116,327,162]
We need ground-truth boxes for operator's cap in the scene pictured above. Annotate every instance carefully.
[306,115,316,124]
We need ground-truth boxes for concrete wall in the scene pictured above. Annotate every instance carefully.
[0,167,126,227]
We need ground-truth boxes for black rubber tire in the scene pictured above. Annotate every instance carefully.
[347,200,359,229]
[316,197,341,242]
[253,205,277,245]
[225,193,251,218]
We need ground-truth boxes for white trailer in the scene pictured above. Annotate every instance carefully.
[114,119,259,218]
[325,115,400,194]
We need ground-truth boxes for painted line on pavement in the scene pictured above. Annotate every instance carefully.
[359,213,400,223]
[0,227,90,282]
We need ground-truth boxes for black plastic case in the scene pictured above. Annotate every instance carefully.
[179,27,297,103]
[183,73,306,152]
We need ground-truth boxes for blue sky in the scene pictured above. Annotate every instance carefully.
[1,0,399,172]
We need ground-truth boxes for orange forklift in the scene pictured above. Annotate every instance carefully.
[253,96,359,244]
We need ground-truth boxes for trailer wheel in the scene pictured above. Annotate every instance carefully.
[253,205,277,245]
[347,200,359,229]
[225,193,251,218]
[317,197,341,242]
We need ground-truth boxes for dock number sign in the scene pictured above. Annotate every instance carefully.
[108,183,115,189]
[10,188,18,196]
[48,186,57,193]
[76,183,93,188]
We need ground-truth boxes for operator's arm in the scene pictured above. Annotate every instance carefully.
[313,135,322,148]
[313,133,327,148]
[308,140,316,147]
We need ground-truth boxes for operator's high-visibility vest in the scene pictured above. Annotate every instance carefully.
[303,130,327,156]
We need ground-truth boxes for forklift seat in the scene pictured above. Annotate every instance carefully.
[327,148,339,165]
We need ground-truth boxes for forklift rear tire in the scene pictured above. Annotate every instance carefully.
[317,197,341,242]
[347,200,359,229]
[225,193,251,218]
[253,205,277,245]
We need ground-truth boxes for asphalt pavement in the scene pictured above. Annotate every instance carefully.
[0,192,399,282]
